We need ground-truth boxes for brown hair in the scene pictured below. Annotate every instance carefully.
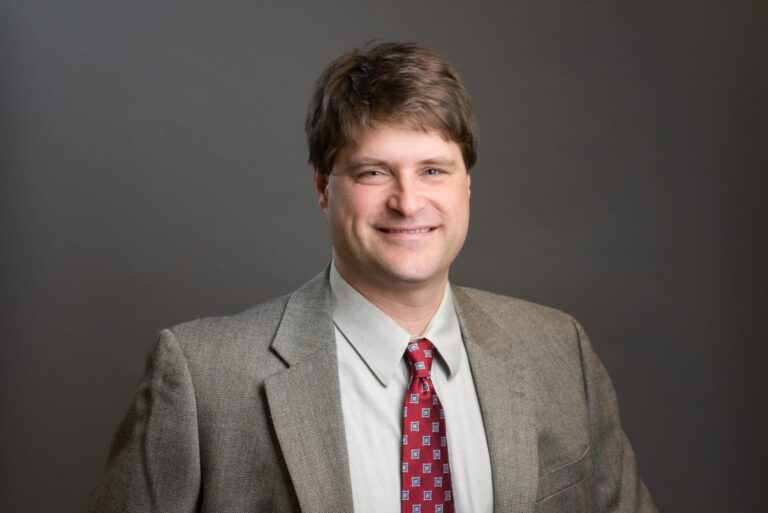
[306,42,477,175]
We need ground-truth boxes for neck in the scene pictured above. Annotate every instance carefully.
[333,263,447,336]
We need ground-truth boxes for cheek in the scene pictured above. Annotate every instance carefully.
[328,189,377,235]
[344,190,383,221]
[441,189,470,217]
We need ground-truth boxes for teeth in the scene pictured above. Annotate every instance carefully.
[385,228,431,234]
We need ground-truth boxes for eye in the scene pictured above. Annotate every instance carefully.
[356,168,390,184]
[425,168,444,176]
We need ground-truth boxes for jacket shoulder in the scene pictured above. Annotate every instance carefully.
[169,294,289,339]
[454,286,578,339]
[160,294,291,376]
[452,285,588,379]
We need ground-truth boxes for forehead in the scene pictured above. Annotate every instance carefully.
[336,123,462,168]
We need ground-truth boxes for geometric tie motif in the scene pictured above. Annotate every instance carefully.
[401,339,454,513]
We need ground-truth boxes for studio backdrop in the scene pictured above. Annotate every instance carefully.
[1,1,766,512]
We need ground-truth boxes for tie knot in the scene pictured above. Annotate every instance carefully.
[404,339,435,378]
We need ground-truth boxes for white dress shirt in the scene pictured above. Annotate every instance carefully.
[331,264,493,513]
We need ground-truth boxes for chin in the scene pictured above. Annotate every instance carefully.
[375,260,444,286]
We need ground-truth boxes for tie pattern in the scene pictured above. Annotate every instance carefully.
[401,339,454,513]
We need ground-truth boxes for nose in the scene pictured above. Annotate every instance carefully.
[386,175,426,217]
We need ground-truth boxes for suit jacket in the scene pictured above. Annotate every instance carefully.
[88,267,657,513]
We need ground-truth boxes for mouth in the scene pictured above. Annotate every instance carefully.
[377,226,437,234]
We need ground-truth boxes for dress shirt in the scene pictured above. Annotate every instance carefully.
[330,264,493,513]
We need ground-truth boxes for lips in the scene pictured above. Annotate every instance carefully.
[378,227,436,234]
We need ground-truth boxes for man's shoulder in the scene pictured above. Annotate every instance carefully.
[452,285,585,364]
[173,293,290,332]
[159,268,330,361]
[161,293,292,362]
[453,285,578,334]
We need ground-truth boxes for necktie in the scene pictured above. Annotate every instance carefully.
[401,339,454,513]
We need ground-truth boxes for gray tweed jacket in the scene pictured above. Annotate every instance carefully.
[87,267,657,513]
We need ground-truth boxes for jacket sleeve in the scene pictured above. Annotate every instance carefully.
[87,329,201,513]
[574,320,659,513]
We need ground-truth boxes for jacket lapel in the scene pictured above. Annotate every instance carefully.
[265,268,354,513]
[453,288,539,513]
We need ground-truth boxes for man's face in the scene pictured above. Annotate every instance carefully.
[315,123,471,292]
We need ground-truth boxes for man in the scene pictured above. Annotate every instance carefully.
[88,42,657,513]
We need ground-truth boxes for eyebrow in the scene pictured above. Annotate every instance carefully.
[419,158,458,168]
[346,156,458,170]
[346,157,389,169]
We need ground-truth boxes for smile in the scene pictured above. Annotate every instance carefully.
[379,227,436,234]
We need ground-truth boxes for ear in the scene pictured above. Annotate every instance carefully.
[313,168,330,212]
[467,173,471,198]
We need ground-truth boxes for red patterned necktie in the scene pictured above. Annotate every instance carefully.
[401,338,454,513]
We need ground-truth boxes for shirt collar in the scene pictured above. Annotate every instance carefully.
[330,263,462,386]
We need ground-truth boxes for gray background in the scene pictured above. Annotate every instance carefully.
[1,0,766,512]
